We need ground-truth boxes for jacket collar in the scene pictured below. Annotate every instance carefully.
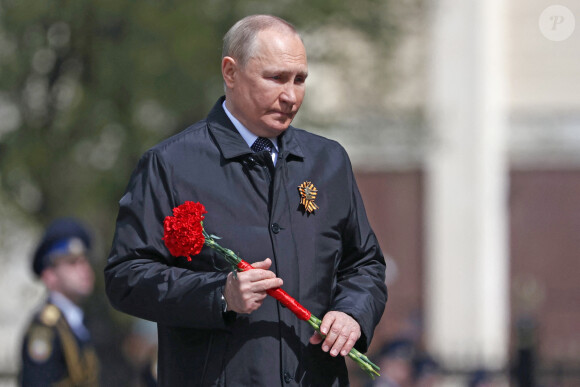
[207,97,305,162]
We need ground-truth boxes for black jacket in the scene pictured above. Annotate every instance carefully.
[105,97,387,386]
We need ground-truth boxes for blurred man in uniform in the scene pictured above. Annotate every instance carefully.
[20,218,100,386]
[369,339,416,387]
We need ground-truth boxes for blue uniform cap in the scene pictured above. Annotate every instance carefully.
[32,218,92,276]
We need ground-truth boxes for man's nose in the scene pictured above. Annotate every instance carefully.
[280,83,297,104]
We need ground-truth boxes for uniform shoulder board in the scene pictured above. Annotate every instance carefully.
[39,304,61,327]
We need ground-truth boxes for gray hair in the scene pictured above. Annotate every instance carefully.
[222,15,300,67]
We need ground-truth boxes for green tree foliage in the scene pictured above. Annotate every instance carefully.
[0,0,403,236]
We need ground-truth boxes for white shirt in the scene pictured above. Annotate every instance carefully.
[222,101,278,165]
[50,291,91,341]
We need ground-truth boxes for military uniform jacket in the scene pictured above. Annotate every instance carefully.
[20,302,99,387]
[105,97,387,386]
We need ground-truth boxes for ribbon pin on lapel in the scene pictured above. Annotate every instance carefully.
[298,181,319,213]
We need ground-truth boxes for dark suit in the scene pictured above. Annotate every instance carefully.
[20,302,99,387]
[105,97,387,386]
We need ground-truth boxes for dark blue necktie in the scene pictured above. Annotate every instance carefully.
[251,137,274,153]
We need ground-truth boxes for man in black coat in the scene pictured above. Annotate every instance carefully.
[105,14,387,386]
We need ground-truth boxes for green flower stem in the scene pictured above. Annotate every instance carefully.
[203,230,241,267]
[203,231,380,379]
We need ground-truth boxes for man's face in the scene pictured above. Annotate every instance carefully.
[45,254,95,304]
[223,28,308,138]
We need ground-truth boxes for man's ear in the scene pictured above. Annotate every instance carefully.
[222,56,237,89]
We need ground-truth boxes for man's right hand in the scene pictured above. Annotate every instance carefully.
[223,258,283,314]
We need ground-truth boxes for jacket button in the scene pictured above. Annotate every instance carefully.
[271,223,281,234]
[283,371,292,383]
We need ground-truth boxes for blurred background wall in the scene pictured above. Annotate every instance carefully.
[0,0,578,386]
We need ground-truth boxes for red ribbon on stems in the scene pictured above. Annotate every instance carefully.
[162,201,379,378]
[236,260,311,321]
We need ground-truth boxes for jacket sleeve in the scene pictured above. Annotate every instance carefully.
[104,150,230,329]
[331,157,388,353]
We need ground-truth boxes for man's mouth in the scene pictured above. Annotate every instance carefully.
[272,110,294,119]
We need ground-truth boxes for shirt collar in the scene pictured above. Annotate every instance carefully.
[207,97,304,161]
[222,101,278,151]
[49,291,84,330]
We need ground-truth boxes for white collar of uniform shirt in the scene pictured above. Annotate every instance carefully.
[50,291,91,341]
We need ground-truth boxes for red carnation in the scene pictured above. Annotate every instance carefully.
[162,201,207,259]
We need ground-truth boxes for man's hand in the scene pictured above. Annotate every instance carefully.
[223,258,283,314]
[309,311,361,357]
